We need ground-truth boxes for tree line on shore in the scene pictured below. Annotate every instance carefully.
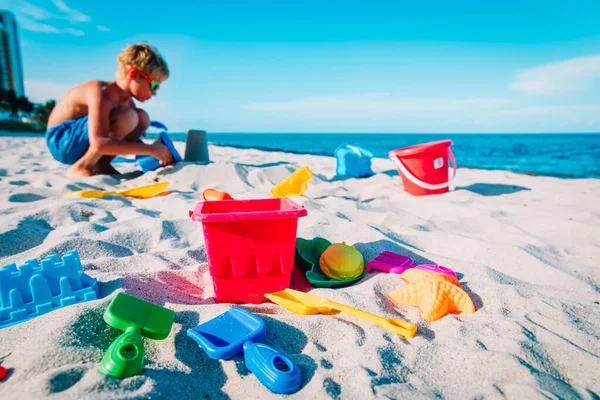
[0,89,55,132]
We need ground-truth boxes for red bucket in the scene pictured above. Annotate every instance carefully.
[189,198,307,304]
[389,140,457,196]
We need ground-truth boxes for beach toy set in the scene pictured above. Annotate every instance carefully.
[111,125,210,171]
[187,308,302,394]
[295,238,365,288]
[0,251,99,329]
[332,139,459,196]
[335,145,374,178]
[0,134,472,390]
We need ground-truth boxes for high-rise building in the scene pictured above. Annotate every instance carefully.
[0,10,24,98]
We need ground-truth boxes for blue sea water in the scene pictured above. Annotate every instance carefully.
[157,133,600,179]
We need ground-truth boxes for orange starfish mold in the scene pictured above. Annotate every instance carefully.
[388,269,476,322]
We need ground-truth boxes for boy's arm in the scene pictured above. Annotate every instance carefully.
[86,86,154,156]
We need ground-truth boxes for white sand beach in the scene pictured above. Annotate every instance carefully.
[0,133,599,400]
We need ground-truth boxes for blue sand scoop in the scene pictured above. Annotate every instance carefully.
[137,131,183,172]
[187,308,302,394]
[113,121,182,170]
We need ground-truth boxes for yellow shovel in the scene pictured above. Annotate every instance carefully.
[64,182,170,199]
[265,288,417,339]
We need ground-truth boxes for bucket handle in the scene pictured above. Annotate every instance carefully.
[346,145,363,158]
[389,149,457,191]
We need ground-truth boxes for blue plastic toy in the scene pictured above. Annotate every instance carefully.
[137,131,183,172]
[187,307,266,360]
[148,120,168,133]
[113,121,182,169]
[187,308,303,394]
[0,250,99,329]
[243,342,303,394]
[335,144,375,178]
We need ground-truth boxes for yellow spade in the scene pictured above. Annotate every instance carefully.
[270,166,313,198]
[265,288,417,339]
[64,182,170,199]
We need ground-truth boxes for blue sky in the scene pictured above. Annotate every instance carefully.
[3,0,600,133]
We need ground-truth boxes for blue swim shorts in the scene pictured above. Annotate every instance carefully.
[45,116,89,165]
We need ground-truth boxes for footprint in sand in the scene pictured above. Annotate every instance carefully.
[323,377,342,400]
[8,180,29,186]
[320,359,333,369]
[47,367,86,394]
[8,193,46,202]
[314,342,327,352]
[369,345,412,390]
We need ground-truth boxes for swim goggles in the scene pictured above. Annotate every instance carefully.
[129,68,160,94]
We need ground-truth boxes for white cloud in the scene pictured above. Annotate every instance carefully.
[50,0,91,23]
[511,55,600,95]
[243,94,512,116]
[18,17,61,33]
[96,25,110,32]
[25,80,73,103]
[17,16,85,36]
[495,104,600,117]
[11,0,91,35]
[19,1,56,20]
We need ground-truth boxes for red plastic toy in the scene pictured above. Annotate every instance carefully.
[189,198,307,303]
[389,140,456,196]
[0,365,8,381]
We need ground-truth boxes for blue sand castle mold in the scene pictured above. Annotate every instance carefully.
[335,145,375,178]
[0,250,99,329]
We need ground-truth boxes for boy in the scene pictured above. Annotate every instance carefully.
[45,43,173,178]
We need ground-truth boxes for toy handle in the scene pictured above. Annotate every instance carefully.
[325,300,417,338]
[99,326,145,378]
[243,342,303,394]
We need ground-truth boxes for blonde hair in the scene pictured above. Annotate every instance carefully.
[116,43,169,80]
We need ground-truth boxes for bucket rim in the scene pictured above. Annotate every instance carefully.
[388,140,453,158]
[189,198,308,223]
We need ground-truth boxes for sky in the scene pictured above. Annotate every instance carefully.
[1,0,600,133]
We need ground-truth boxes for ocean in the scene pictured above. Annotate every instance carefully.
[151,133,600,179]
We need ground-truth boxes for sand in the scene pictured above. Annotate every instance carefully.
[0,133,599,399]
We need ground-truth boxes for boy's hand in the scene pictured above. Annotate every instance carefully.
[151,143,174,165]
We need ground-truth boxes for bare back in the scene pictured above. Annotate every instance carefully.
[47,81,129,130]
